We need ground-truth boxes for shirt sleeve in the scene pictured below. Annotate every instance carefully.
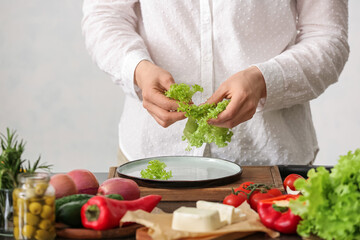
[254,0,349,111]
[82,0,152,99]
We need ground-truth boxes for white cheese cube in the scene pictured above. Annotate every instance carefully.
[196,200,246,225]
[172,207,226,232]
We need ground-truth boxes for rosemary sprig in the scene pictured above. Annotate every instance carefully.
[0,128,52,189]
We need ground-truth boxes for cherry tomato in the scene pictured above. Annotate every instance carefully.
[234,181,255,194]
[249,189,283,212]
[267,188,283,196]
[223,192,247,207]
[283,174,304,191]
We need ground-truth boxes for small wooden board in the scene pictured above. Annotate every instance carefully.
[135,227,254,240]
[108,166,283,212]
[55,223,141,239]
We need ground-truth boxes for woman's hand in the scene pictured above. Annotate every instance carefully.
[206,66,266,128]
[134,60,185,127]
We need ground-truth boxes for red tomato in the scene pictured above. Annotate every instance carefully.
[234,181,255,194]
[267,188,283,196]
[223,192,247,207]
[283,174,304,191]
[249,189,283,212]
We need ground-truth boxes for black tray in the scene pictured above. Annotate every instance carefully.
[278,165,333,181]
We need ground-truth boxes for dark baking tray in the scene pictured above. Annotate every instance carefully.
[278,165,333,181]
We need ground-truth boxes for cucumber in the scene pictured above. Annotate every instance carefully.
[104,194,124,201]
[57,199,88,228]
[56,194,124,227]
[55,194,94,214]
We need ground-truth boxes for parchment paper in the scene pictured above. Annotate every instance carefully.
[120,202,279,240]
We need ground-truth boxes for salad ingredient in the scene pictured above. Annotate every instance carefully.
[289,149,360,240]
[283,174,304,194]
[222,188,247,208]
[81,195,162,230]
[50,174,77,199]
[55,194,124,227]
[140,159,172,180]
[165,83,202,103]
[249,188,282,212]
[172,206,225,232]
[55,193,94,214]
[103,194,124,201]
[258,195,301,234]
[165,83,233,150]
[234,181,255,195]
[13,172,56,240]
[98,178,140,200]
[223,182,282,211]
[57,200,87,228]
[197,200,245,225]
[67,169,99,195]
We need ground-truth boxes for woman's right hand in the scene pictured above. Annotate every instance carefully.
[134,60,186,128]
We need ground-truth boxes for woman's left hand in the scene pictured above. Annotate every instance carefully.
[206,66,266,128]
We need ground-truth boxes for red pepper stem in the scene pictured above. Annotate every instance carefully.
[85,204,101,222]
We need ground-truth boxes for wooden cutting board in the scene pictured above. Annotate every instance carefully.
[55,223,142,239]
[108,166,283,212]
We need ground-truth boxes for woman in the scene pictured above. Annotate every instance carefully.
[82,0,349,165]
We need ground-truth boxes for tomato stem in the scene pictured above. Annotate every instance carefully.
[245,183,273,199]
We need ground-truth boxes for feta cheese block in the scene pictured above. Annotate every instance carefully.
[172,206,226,232]
[196,200,246,224]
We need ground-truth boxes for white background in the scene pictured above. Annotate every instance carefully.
[1,1,359,172]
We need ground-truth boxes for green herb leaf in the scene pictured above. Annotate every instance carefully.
[140,160,172,180]
[0,128,52,189]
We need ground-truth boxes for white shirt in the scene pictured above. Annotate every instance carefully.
[82,0,349,165]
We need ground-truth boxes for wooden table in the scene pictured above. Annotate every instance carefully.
[2,168,302,240]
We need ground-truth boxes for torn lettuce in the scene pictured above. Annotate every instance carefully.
[165,83,233,150]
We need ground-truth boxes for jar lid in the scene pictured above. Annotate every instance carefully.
[17,172,50,183]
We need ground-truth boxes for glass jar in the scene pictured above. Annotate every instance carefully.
[12,172,56,240]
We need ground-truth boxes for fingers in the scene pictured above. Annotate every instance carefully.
[151,92,179,111]
[205,87,227,105]
[145,101,186,128]
[208,95,257,128]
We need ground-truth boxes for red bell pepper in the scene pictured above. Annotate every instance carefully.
[81,194,162,230]
[257,194,301,234]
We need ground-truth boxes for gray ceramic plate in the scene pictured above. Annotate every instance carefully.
[116,156,242,188]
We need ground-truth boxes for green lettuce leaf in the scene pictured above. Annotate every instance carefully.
[289,149,360,240]
[165,83,233,150]
[140,159,172,180]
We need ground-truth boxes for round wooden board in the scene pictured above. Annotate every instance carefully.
[56,223,142,239]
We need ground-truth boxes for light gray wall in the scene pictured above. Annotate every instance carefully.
[310,0,360,166]
[0,0,124,172]
[1,0,359,172]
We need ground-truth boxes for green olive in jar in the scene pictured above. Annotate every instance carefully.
[38,219,52,230]
[44,196,54,206]
[24,212,40,226]
[29,201,42,215]
[40,205,53,219]
[13,227,20,239]
[22,224,36,238]
[35,229,51,240]
[13,172,55,240]
[35,183,49,196]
